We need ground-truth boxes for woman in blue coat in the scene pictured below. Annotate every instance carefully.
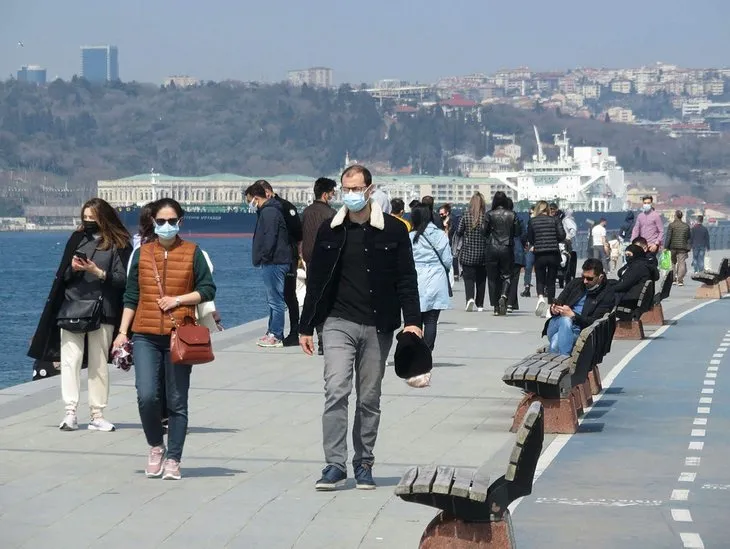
[409,205,453,351]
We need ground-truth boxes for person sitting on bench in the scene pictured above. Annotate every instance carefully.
[541,258,615,355]
[612,243,660,308]
[628,236,657,268]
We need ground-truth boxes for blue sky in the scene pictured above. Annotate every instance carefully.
[2,0,729,85]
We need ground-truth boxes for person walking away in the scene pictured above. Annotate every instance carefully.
[562,208,578,280]
[527,201,566,317]
[665,210,691,286]
[506,198,526,312]
[439,203,460,281]
[521,206,536,297]
[421,195,444,229]
[260,180,303,346]
[299,165,421,491]
[591,218,610,273]
[619,211,636,252]
[542,259,615,355]
[301,177,337,355]
[690,215,710,273]
[246,182,292,347]
[29,198,132,431]
[456,192,488,312]
[409,205,452,350]
[114,198,216,480]
[390,198,412,231]
[608,232,621,273]
[484,191,518,316]
[631,195,664,263]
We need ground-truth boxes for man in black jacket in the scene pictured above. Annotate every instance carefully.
[612,244,660,309]
[261,180,303,346]
[246,182,292,348]
[484,191,519,315]
[690,215,710,273]
[300,164,422,492]
[542,258,614,355]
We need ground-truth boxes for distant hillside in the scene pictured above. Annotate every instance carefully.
[1,78,729,208]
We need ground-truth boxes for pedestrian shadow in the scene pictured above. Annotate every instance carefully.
[590,399,618,408]
[373,476,402,487]
[603,387,625,395]
[577,422,605,433]
[434,362,465,368]
[184,466,246,478]
[111,423,240,434]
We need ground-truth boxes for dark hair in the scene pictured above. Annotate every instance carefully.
[257,179,273,192]
[675,210,683,219]
[78,197,131,250]
[491,191,509,210]
[697,215,704,223]
[421,195,435,209]
[409,199,420,209]
[153,198,184,219]
[410,205,433,243]
[245,182,268,199]
[642,195,653,202]
[139,200,157,241]
[582,258,604,276]
[439,203,452,214]
[632,236,648,247]
[313,177,336,199]
[549,202,558,210]
[341,164,372,187]
[506,197,514,211]
[599,217,607,223]
[390,198,405,215]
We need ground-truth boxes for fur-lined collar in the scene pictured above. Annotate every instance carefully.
[330,200,385,230]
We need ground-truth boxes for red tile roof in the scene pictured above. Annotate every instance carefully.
[440,94,477,108]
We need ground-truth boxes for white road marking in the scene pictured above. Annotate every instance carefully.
[702,484,730,490]
[688,441,704,450]
[697,407,711,414]
[710,359,721,365]
[712,353,724,358]
[679,472,697,482]
[671,489,690,501]
[685,457,701,467]
[701,388,714,394]
[705,373,717,378]
[679,532,704,548]
[703,379,716,386]
[706,367,718,372]
[693,418,707,426]
[534,497,662,507]
[699,397,712,404]
[690,429,706,437]
[671,509,693,522]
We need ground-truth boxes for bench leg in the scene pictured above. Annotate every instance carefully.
[640,304,665,326]
[512,394,578,434]
[695,283,722,299]
[588,365,603,396]
[614,319,644,340]
[420,511,516,549]
[571,386,584,417]
[579,381,593,408]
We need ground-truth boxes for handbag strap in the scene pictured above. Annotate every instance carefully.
[420,234,452,293]
[149,245,179,329]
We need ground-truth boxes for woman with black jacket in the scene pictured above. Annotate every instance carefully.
[484,191,518,316]
[527,200,566,317]
[28,198,132,432]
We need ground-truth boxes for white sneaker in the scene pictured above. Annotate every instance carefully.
[535,297,548,317]
[88,417,116,432]
[465,299,476,312]
[59,412,78,431]
[477,307,484,312]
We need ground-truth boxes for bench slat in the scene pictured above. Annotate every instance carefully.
[467,469,490,502]
[450,468,473,498]
[412,466,437,494]
[394,466,419,496]
[431,466,455,495]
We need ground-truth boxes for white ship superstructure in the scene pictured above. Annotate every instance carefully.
[479,127,626,211]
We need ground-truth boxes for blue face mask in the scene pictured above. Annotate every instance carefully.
[642,204,652,213]
[154,222,180,240]
[343,191,368,213]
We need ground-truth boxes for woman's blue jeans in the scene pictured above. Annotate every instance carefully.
[133,334,192,461]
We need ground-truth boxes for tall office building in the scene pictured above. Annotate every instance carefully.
[17,65,47,85]
[80,45,119,82]
[287,67,333,88]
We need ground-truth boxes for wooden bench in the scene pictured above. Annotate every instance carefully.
[502,314,615,434]
[614,279,653,340]
[692,257,729,299]
[640,270,673,326]
[395,401,544,549]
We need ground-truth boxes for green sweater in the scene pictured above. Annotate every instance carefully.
[123,246,216,310]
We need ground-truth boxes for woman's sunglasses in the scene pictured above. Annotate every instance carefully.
[154,217,180,226]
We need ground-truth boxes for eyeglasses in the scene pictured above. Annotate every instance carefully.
[155,218,179,226]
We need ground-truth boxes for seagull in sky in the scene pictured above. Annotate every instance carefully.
[17,41,24,47]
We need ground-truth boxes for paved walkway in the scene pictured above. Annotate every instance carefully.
[0,274,725,548]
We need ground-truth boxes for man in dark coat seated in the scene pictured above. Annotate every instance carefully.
[541,258,615,355]
[611,243,660,313]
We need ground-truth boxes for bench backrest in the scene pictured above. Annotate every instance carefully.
[505,401,544,500]
[657,270,674,303]
[636,279,654,313]
[720,258,729,278]
[571,323,597,374]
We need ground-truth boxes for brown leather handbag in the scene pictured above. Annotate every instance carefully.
[150,248,215,365]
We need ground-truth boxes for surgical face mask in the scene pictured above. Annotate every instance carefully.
[642,204,652,213]
[154,222,180,240]
[342,190,368,212]
[82,220,99,234]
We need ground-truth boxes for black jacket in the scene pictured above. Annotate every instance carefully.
[484,207,518,248]
[274,194,302,262]
[613,256,660,302]
[690,224,710,250]
[28,231,132,370]
[619,212,635,241]
[300,203,421,336]
[666,220,691,252]
[252,199,292,266]
[301,200,336,265]
[527,215,566,253]
[541,277,615,336]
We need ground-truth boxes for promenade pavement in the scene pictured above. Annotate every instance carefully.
[0,268,726,549]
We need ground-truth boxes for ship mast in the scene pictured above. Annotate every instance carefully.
[533,125,545,163]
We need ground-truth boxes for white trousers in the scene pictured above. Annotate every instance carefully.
[60,325,114,418]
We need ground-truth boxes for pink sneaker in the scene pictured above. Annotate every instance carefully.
[257,334,283,348]
[162,459,181,480]
[145,445,166,478]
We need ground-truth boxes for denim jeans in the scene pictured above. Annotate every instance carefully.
[133,334,192,461]
[523,250,535,286]
[261,263,289,341]
[421,309,441,351]
[321,317,394,473]
[546,315,581,356]
[692,247,706,273]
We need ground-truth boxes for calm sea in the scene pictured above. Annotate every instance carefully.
[0,233,266,390]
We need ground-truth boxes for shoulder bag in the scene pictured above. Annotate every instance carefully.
[150,247,215,365]
[421,234,453,297]
[57,246,104,333]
